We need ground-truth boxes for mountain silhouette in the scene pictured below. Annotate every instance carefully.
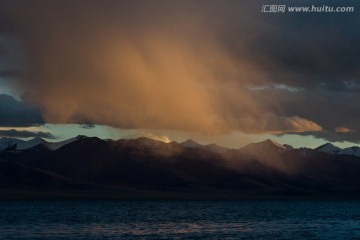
[1,136,360,199]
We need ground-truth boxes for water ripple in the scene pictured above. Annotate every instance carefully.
[0,201,360,239]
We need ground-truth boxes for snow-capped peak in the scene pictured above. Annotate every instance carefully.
[316,143,341,154]
[338,146,360,157]
[0,137,45,151]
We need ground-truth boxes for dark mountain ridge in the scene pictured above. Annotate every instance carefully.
[1,136,360,199]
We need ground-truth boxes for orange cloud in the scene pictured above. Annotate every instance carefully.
[3,1,322,135]
[335,127,353,133]
[283,116,323,132]
[229,114,322,134]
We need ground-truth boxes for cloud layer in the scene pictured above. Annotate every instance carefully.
[0,129,55,139]
[0,0,359,142]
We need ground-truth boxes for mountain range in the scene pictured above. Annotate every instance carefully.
[1,136,360,199]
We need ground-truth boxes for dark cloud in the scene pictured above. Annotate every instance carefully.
[0,0,359,142]
[277,130,360,144]
[312,131,359,144]
[0,69,22,78]
[0,94,45,127]
[0,44,5,56]
[225,0,360,141]
[0,129,55,139]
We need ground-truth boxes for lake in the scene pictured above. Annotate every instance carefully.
[0,200,360,239]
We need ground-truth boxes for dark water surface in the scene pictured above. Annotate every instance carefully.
[0,200,360,239]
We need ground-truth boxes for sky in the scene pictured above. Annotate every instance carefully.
[0,0,359,148]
